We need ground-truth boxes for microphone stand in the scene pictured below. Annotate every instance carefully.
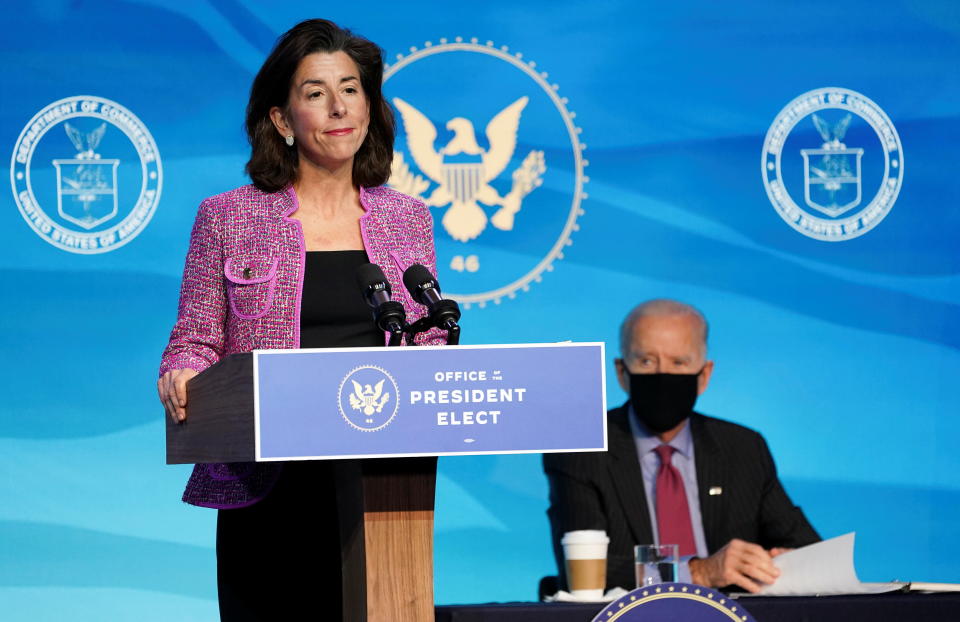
[404,314,460,346]
[387,325,404,347]
[372,300,407,348]
[444,324,460,346]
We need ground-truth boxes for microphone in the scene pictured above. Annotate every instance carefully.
[355,263,406,337]
[402,264,461,331]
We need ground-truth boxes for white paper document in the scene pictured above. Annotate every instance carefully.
[744,532,904,596]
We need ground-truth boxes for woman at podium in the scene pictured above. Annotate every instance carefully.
[157,19,442,620]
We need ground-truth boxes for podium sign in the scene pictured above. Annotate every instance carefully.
[254,342,606,461]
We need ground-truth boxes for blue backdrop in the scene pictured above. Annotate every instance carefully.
[2,1,958,619]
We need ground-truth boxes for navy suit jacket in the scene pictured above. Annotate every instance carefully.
[543,404,820,591]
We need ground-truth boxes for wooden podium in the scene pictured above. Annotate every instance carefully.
[166,353,436,622]
[166,343,606,622]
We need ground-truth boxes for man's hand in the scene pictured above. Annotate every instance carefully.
[688,539,781,593]
[158,368,199,423]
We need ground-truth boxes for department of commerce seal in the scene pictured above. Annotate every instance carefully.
[338,365,400,432]
[10,95,162,253]
[761,87,903,241]
[384,38,587,306]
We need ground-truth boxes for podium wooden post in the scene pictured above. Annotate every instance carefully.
[166,353,437,622]
[337,457,437,622]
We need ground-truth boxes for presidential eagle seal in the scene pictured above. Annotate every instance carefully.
[384,38,587,307]
[337,365,400,432]
[761,87,903,241]
[593,583,757,621]
[10,95,162,254]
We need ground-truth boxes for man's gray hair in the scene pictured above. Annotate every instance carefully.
[618,298,709,357]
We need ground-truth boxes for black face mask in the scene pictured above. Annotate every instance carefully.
[628,370,702,433]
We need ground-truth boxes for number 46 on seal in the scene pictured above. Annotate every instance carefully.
[450,254,479,273]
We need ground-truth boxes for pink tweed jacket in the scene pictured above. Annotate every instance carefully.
[160,183,443,508]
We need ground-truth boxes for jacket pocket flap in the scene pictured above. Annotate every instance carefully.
[224,255,278,284]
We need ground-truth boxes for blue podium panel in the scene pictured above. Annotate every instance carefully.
[253,342,606,460]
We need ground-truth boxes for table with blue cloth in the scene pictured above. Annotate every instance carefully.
[434,592,960,622]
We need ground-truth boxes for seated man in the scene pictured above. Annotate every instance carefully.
[543,299,819,593]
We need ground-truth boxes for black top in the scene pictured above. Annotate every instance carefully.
[300,250,383,349]
[214,251,377,621]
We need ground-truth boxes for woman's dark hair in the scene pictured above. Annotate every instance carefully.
[245,19,395,191]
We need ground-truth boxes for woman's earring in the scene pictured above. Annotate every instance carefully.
[285,135,295,147]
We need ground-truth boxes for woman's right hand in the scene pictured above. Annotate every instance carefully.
[158,368,199,423]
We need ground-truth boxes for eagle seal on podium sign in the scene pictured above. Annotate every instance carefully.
[338,365,400,432]
[349,378,391,416]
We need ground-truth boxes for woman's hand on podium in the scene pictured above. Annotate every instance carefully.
[158,368,199,423]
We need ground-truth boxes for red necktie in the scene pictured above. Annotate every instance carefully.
[654,444,697,557]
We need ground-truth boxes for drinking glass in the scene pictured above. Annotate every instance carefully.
[634,544,679,587]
